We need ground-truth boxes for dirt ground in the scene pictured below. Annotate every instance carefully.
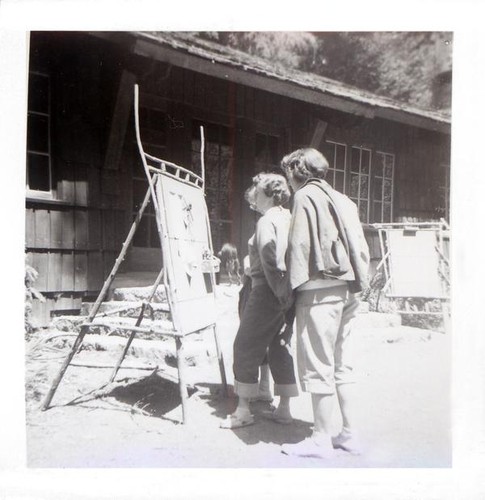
[25,284,451,468]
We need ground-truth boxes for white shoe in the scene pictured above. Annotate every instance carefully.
[332,430,363,455]
[281,435,333,459]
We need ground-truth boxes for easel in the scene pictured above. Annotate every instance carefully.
[41,85,228,423]
[372,220,451,333]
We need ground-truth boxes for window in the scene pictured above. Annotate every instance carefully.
[26,72,52,196]
[255,132,280,173]
[437,162,450,222]
[132,106,168,248]
[321,140,346,193]
[192,121,234,252]
[372,152,395,223]
[349,146,372,223]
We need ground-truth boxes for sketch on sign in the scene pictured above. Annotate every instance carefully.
[155,174,218,334]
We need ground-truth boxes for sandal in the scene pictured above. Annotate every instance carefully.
[262,410,293,425]
[220,413,255,429]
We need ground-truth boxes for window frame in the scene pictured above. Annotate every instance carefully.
[26,70,54,200]
[348,145,372,224]
[372,150,395,223]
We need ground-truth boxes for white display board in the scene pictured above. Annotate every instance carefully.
[387,229,447,299]
[155,174,217,334]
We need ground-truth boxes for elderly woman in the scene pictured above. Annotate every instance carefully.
[221,172,298,429]
[280,148,369,458]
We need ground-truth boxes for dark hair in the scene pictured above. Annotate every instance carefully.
[246,172,291,206]
[281,148,329,182]
[217,243,241,285]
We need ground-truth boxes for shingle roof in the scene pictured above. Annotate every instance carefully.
[132,31,451,130]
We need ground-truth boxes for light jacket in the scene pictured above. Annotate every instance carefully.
[287,178,370,293]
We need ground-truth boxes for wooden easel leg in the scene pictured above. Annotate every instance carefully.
[212,324,228,397]
[175,337,189,424]
[109,269,165,383]
[41,329,88,410]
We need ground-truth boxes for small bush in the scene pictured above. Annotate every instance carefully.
[25,260,45,338]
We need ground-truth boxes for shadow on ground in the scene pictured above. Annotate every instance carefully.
[109,373,197,417]
[196,383,313,446]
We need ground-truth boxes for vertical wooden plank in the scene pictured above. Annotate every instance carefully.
[61,210,75,249]
[170,66,184,102]
[87,167,101,206]
[102,210,116,251]
[183,69,194,105]
[74,252,88,292]
[61,251,75,292]
[33,252,48,292]
[75,163,88,206]
[87,251,103,291]
[50,210,63,249]
[25,208,35,248]
[34,209,51,248]
[104,70,137,171]
[245,87,254,119]
[74,209,89,250]
[47,252,63,292]
[58,162,76,202]
[87,209,102,250]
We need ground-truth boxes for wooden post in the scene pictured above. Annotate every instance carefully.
[212,324,228,397]
[309,120,328,148]
[175,337,189,424]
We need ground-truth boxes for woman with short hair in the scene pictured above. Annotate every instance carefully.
[221,172,298,429]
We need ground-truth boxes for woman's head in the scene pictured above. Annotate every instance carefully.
[244,172,291,214]
[281,148,329,190]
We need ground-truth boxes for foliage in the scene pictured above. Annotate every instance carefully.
[192,31,452,111]
[25,261,45,338]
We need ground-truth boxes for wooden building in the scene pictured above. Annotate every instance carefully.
[25,31,451,326]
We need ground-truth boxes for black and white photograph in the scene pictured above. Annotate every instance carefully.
[1,2,485,499]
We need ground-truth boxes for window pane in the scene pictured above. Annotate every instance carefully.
[360,175,369,200]
[220,144,232,159]
[373,201,383,223]
[219,187,230,220]
[28,74,49,114]
[384,157,394,178]
[335,144,346,170]
[350,174,359,197]
[27,114,49,152]
[205,156,220,190]
[335,171,345,193]
[351,148,360,173]
[361,149,371,174]
[322,142,335,168]
[359,202,368,222]
[374,177,383,201]
[384,179,392,201]
[206,188,219,220]
[374,153,384,177]
[383,202,392,222]
[27,153,50,191]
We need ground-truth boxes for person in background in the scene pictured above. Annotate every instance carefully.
[221,173,298,429]
[218,243,242,285]
[280,148,369,458]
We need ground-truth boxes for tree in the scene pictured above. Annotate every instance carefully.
[191,31,452,111]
